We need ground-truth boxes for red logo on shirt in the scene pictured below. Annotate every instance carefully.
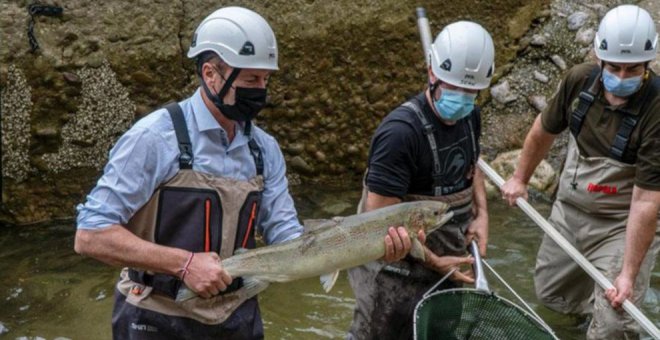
[587,183,618,195]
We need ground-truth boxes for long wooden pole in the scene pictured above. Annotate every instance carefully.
[477,159,660,339]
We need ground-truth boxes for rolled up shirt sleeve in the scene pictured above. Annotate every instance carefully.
[76,126,177,229]
[256,135,303,245]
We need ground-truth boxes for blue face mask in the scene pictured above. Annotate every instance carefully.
[434,89,477,121]
[602,68,643,97]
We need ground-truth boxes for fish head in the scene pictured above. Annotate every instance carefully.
[406,200,453,235]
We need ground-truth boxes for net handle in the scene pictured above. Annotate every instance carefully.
[469,240,489,292]
[477,158,660,338]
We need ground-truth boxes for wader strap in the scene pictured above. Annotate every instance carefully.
[467,116,478,165]
[402,101,443,196]
[610,114,639,163]
[569,67,600,138]
[165,102,193,169]
[610,75,660,163]
[242,121,264,176]
[248,139,264,177]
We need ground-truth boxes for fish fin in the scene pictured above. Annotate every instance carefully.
[410,238,426,262]
[320,271,340,293]
[303,219,339,232]
[234,247,249,255]
[241,276,270,298]
[175,286,196,302]
[175,277,270,303]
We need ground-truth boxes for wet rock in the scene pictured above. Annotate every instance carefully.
[290,156,315,175]
[287,173,301,186]
[2,66,32,182]
[579,47,592,58]
[490,80,518,104]
[286,143,305,156]
[305,143,318,154]
[62,72,81,84]
[550,55,567,71]
[491,150,557,192]
[586,4,609,19]
[567,11,590,31]
[367,83,387,104]
[530,34,547,47]
[533,71,549,83]
[575,28,595,46]
[314,151,327,162]
[71,138,96,147]
[35,127,59,138]
[346,145,360,155]
[131,71,155,86]
[528,95,548,112]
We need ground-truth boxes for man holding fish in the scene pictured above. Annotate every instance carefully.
[347,21,495,340]
[73,6,422,340]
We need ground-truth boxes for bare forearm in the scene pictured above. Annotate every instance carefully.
[514,115,557,184]
[472,168,488,218]
[74,225,188,276]
[364,191,401,212]
[621,187,660,279]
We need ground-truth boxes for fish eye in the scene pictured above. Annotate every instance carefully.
[433,211,439,216]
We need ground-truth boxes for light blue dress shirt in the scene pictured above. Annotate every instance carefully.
[76,89,303,245]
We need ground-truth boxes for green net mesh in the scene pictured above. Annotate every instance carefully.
[414,289,556,340]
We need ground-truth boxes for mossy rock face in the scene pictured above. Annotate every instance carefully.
[0,0,548,225]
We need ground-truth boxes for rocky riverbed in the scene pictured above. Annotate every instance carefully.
[1,0,658,224]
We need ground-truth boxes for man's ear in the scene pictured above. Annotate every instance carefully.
[201,62,216,86]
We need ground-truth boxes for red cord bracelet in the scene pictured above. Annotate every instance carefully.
[179,252,195,281]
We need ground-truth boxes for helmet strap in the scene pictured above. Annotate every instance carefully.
[200,67,242,110]
[217,67,241,100]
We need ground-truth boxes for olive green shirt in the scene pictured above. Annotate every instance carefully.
[541,62,660,191]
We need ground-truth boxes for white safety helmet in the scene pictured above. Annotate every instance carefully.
[429,21,495,90]
[594,5,658,63]
[187,6,278,70]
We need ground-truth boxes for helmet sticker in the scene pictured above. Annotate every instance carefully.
[239,41,255,55]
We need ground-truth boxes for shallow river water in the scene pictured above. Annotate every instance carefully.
[0,184,658,339]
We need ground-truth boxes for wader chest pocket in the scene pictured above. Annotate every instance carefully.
[235,191,262,250]
[155,187,223,253]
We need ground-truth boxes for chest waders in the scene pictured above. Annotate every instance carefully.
[112,103,266,339]
[534,67,660,339]
[348,99,478,340]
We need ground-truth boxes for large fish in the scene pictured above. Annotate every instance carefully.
[176,200,452,301]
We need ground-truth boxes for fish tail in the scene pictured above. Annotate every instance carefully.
[239,276,269,299]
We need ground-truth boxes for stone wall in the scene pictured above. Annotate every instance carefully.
[1,0,548,224]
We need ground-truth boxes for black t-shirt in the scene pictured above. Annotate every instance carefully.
[366,92,481,198]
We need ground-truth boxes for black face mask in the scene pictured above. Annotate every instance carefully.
[202,67,268,122]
